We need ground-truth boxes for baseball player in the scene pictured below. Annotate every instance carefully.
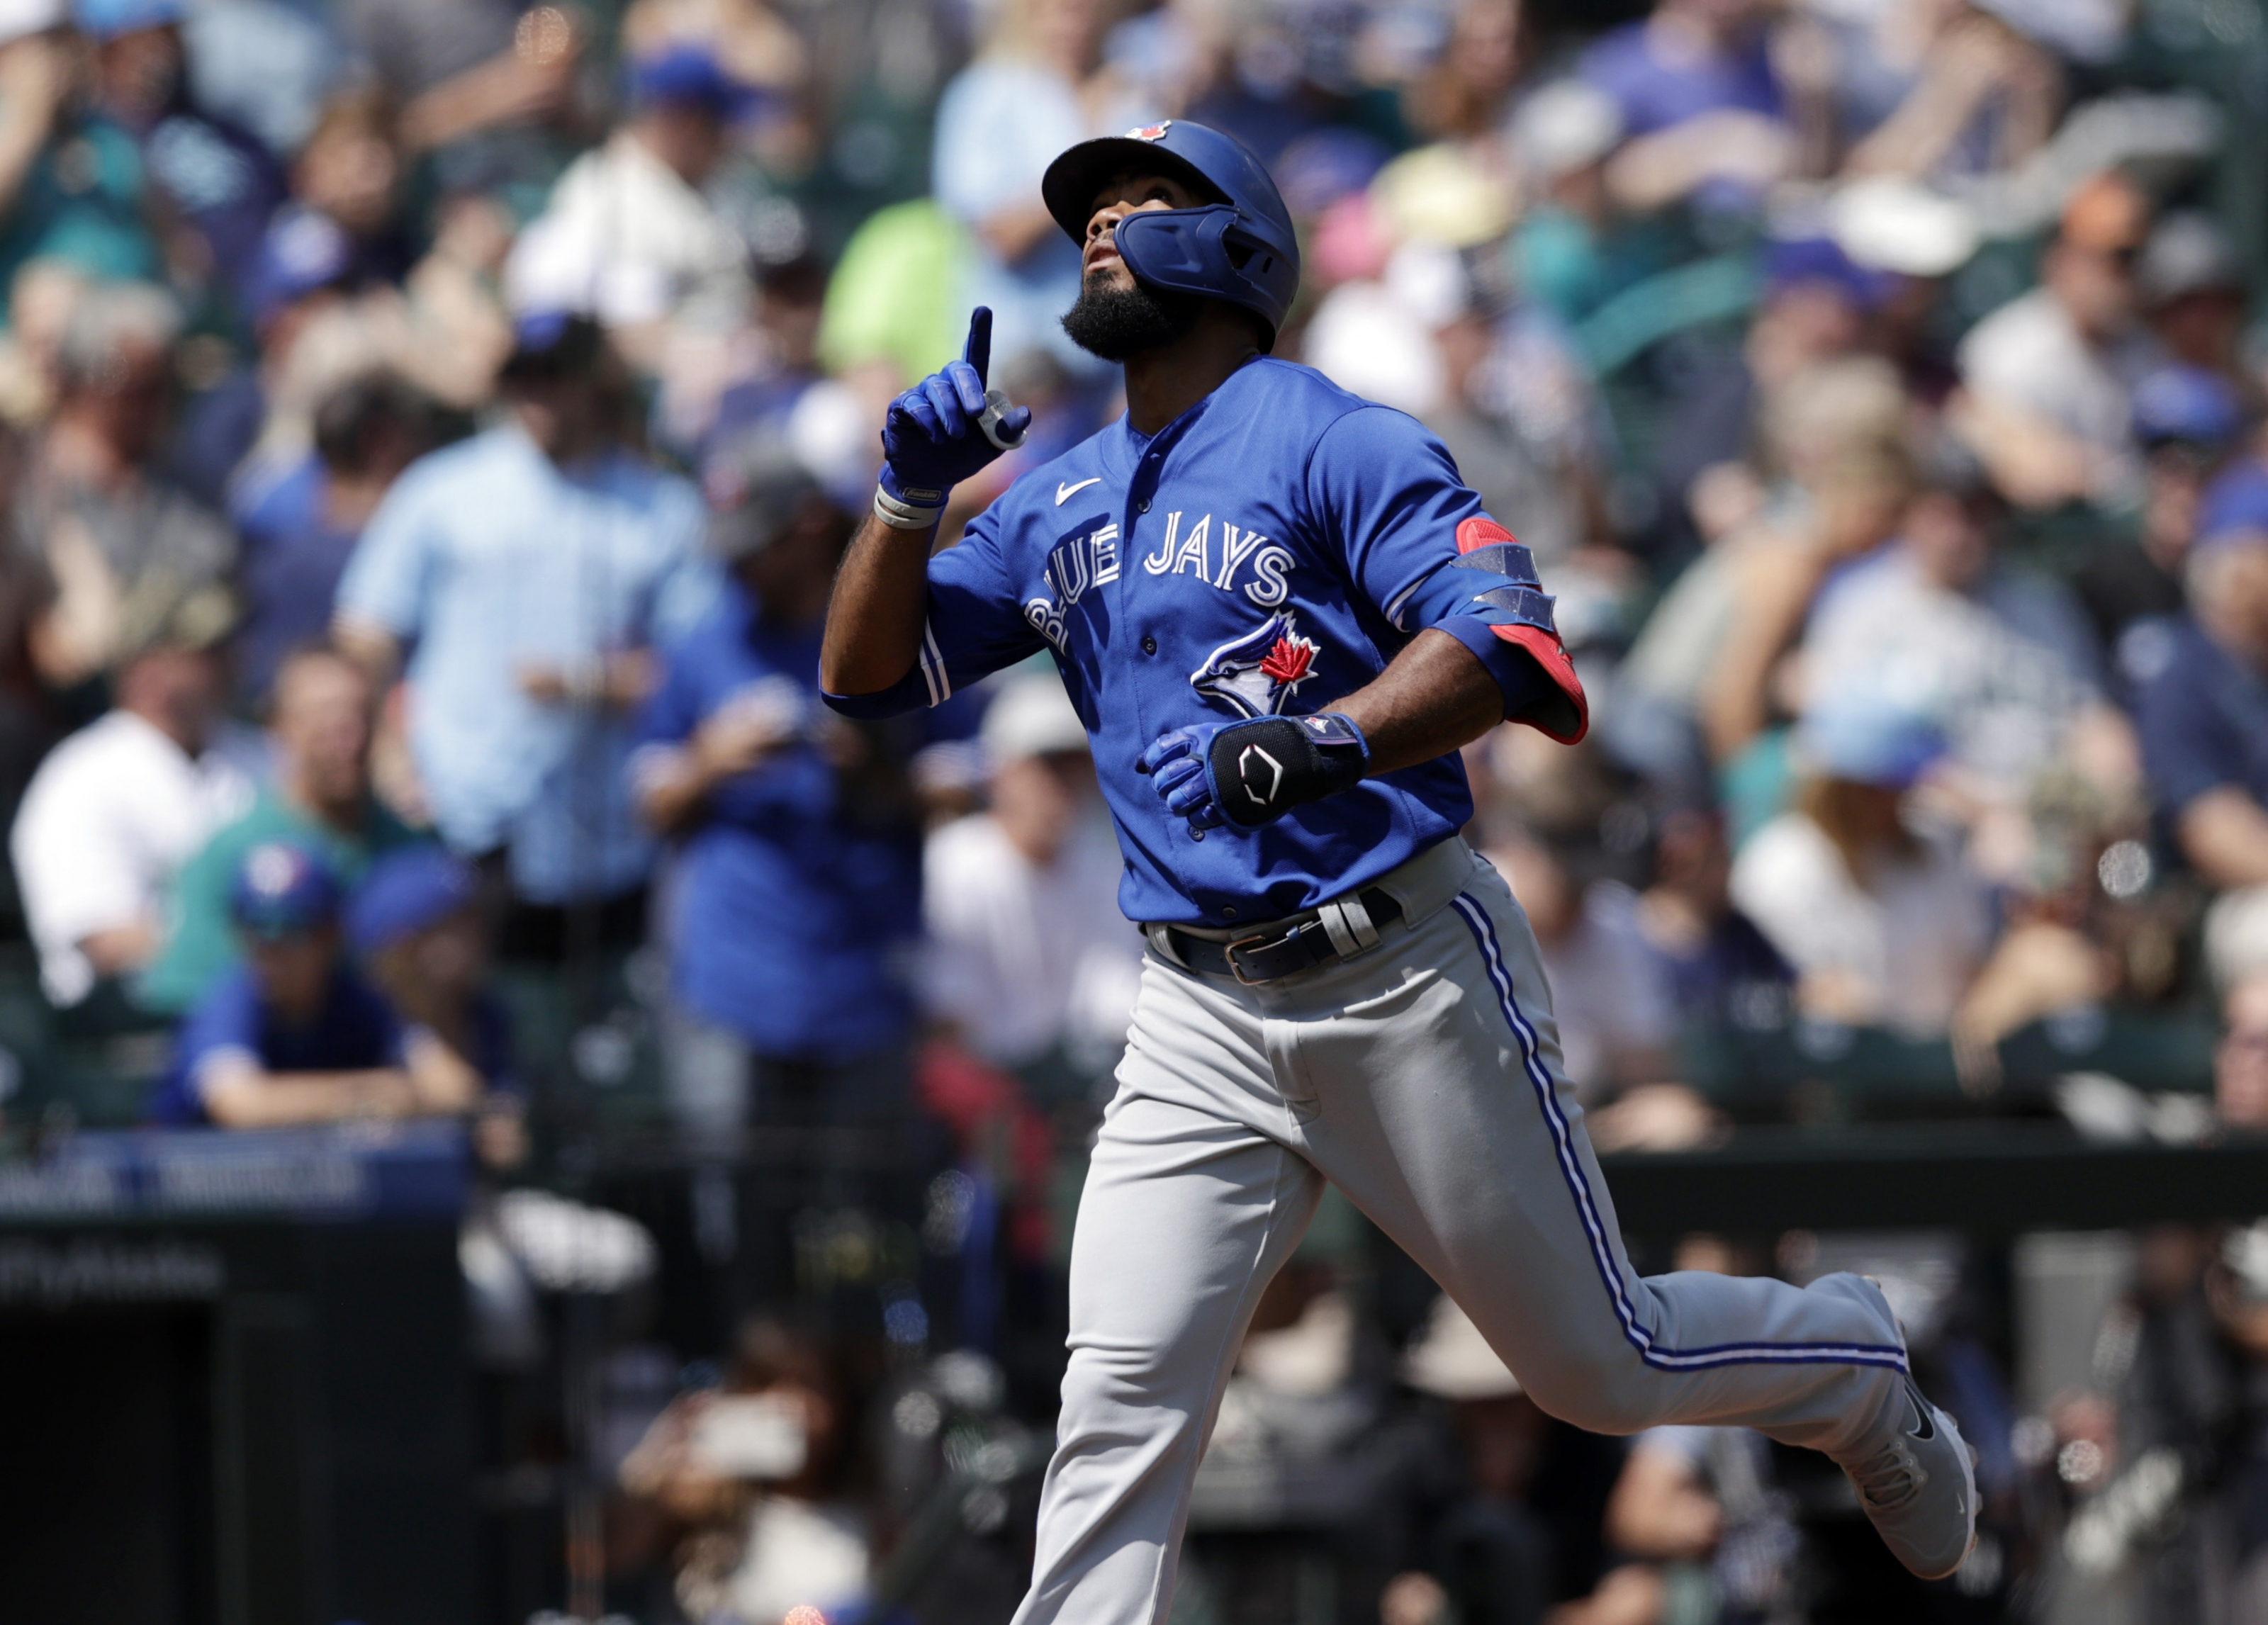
[822,120,1974,1622]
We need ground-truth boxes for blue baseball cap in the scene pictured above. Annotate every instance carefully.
[2132,365,2244,452]
[1799,691,1945,789]
[1765,235,1897,310]
[229,842,342,939]
[2196,460,2268,552]
[500,308,605,381]
[72,0,179,38]
[347,845,481,954]
[248,208,355,327]
[627,43,756,118]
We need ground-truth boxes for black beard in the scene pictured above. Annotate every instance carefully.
[1060,274,1203,361]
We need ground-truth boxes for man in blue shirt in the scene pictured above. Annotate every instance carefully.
[334,314,717,954]
[634,439,926,1140]
[821,121,1976,1620]
[152,841,479,1128]
[2134,513,2268,988]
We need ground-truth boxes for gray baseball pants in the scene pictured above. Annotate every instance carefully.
[1011,836,1909,1625]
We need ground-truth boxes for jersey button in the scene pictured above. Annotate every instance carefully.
[1221,906,1237,919]
[1136,498,1150,513]
[1141,636,1157,655]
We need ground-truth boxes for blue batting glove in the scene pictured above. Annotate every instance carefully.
[877,308,1033,519]
[1138,714,1370,833]
[1139,723,1233,831]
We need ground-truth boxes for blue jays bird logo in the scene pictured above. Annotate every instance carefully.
[1191,611,1318,718]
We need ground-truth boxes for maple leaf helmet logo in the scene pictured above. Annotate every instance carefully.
[1191,611,1320,718]
[1126,121,1173,141]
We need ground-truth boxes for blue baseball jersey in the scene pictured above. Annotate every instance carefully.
[827,357,1583,927]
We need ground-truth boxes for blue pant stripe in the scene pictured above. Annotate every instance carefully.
[1451,893,1908,1375]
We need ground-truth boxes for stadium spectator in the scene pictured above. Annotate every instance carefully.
[1956,172,2164,510]
[1405,0,1529,144]
[1729,694,1992,1037]
[2138,211,2251,391]
[1581,0,1807,217]
[1388,1293,1665,1625]
[1617,356,1908,788]
[1505,78,1651,331]
[2133,517,2268,991]
[2073,364,2242,665]
[0,6,160,298]
[503,40,754,376]
[168,206,365,509]
[333,313,714,955]
[931,0,1134,375]
[618,1314,875,1624]
[13,280,236,691]
[11,588,256,1008]
[633,438,918,1138]
[332,0,580,176]
[1635,804,1793,1035]
[1699,431,1914,771]
[229,373,453,706]
[140,643,417,1013]
[921,671,1138,1097]
[688,254,827,463]
[1804,0,2060,184]
[73,0,285,315]
[2218,971,2268,1131]
[1486,826,1678,1100]
[1800,472,2119,812]
[178,143,507,509]
[150,840,480,1126]
[349,843,522,1166]
[287,89,419,288]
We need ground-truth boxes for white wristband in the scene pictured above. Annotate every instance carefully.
[873,486,945,530]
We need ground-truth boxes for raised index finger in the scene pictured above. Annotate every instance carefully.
[962,306,993,387]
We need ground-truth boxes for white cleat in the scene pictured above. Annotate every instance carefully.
[1809,1271,1979,1580]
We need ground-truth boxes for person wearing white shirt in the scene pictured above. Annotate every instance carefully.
[1729,694,1992,1038]
[922,671,1140,1088]
[929,0,1140,376]
[12,622,263,1008]
[503,44,754,369]
[1955,172,2166,510]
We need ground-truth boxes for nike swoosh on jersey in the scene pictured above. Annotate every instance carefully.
[1055,477,1103,505]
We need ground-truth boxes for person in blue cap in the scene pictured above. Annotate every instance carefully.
[349,843,514,1093]
[2073,364,2247,665]
[500,40,754,364]
[1729,692,1990,1040]
[153,840,480,1128]
[821,119,1976,1618]
[349,843,524,1167]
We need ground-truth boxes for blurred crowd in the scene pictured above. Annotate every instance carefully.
[1,0,2267,1619]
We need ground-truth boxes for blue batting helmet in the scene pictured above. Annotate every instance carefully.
[1041,119,1301,352]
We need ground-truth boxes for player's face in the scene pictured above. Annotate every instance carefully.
[1082,172,1207,293]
